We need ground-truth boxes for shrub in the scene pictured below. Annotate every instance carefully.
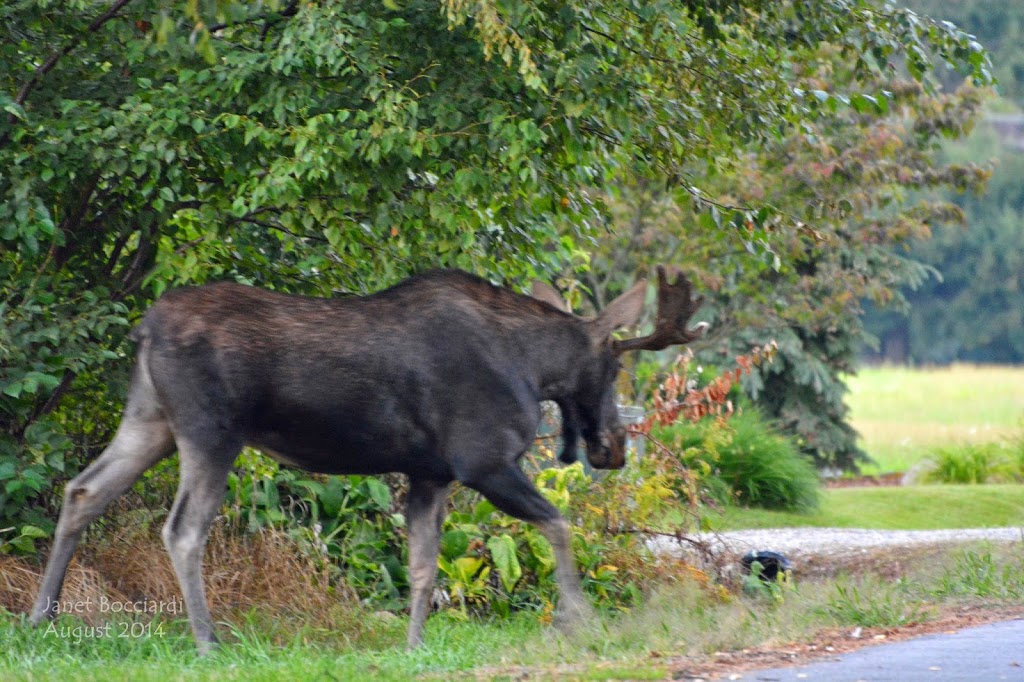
[652,408,821,512]
[214,450,665,617]
[922,442,1018,484]
[1002,431,1024,482]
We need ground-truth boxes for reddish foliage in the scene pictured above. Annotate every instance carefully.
[635,341,778,434]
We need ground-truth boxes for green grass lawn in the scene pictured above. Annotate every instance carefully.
[708,484,1024,531]
[845,364,1024,474]
[0,611,570,682]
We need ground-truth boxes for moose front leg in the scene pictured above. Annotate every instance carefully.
[554,399,582,465]
[462,463,593,628]
[532,515,592,626]
[405,478,450,648]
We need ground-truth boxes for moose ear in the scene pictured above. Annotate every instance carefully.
[531,281,569,312]
[588,279,647,342]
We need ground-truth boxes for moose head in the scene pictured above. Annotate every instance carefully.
[533,265,708,469]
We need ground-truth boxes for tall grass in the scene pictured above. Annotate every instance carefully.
[824,578,931,628]
[656,409,821,512]
[930,549,1024,600]
[719,410,821,511]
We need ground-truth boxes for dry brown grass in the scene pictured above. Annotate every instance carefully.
[1,515,369,642]
[0,553,118,622]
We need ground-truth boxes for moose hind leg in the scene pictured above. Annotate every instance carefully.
[161,438,238,654]
[405,478,450,649]
[30,416,175,625]
[462,464,592,627]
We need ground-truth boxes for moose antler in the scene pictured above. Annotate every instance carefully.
[612,266,708,354]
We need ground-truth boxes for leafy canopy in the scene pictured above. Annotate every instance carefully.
[0,0,993,532]
[584,56,990,469]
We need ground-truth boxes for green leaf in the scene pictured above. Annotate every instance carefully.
[525,531,555,575]
[0,462,16,480]
[364,478,391,509]
[440,530,470,560]
[850,93,878,114]
[452,556,485,583]
[19,525,48,539]
[486,533,522,593]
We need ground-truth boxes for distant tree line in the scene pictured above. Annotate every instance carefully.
[865,0,1024,364]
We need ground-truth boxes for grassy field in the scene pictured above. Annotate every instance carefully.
[708,484,1024,531]
[845,364,1024,474]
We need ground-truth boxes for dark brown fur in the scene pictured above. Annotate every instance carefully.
[31,269,655,651]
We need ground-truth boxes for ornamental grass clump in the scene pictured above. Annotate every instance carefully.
[653,408,821,512]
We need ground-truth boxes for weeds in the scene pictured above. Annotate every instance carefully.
[823,579,931,628]
[930,547,1024,600]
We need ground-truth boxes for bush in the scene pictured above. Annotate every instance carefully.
[653,408,821,512]
[922,442,1020,484]
[223,451,409,609]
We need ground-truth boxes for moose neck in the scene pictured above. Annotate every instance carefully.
[516,315,596,404]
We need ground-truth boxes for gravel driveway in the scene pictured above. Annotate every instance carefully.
[651,526,1024,561]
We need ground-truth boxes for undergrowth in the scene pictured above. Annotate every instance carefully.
[3,544,1024,680]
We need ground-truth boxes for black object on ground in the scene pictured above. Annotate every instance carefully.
[741,550,792,582]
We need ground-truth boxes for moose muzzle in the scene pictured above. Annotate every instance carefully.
[585,426,627,469]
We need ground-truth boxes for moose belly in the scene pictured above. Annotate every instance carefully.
[242,401,447,478]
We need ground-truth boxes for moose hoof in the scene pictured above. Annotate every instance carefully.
[27,607,54,627]
[195,635,220,657]
[553,596,594,633]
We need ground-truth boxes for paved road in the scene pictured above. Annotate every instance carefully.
[734,618,1024,681]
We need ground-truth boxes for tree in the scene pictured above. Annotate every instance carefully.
[862,0,1024,365]
[903,0,1024,105]
[584,63,989,470]
[0,0,992,531]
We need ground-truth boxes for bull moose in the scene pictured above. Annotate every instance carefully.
[30,266,706,652]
